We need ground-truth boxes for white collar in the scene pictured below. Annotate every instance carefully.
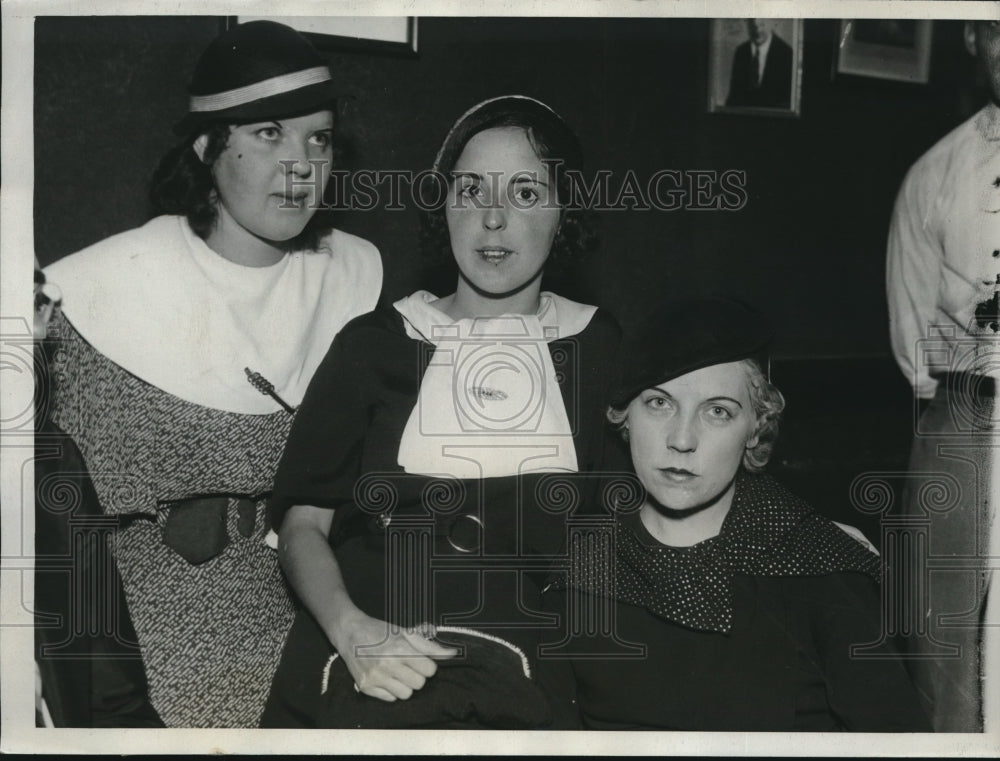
[392,289,597,479]
[393,290,596,345]
[46,216,382,413]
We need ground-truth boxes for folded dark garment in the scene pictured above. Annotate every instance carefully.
[315,627,552,729]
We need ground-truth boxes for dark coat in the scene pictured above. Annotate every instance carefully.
[536,472,931,731]
[726,33,793,108]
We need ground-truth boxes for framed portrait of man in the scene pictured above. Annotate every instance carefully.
[234,15,418,54]
[708,18,804,116]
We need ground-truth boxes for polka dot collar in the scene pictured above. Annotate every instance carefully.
[560,471,881,634]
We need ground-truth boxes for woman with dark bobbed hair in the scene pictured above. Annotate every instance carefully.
[262,95,620,728]
[417,99,595,271]
[43,21,382,727]
[538,297,931,731]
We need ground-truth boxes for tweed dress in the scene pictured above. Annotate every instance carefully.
[47,311,296,727]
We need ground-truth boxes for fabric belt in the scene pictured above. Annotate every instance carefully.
[160,497,259,565]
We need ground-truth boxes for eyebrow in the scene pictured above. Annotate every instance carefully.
[511,175,548,187]
[705,396,744,408]
[248,120,333,130]
[300,122,334,132]
[449,171,548,187]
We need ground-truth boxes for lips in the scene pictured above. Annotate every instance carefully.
[477,246,515,265]
[658,467,697,483]
[272,193,310,208]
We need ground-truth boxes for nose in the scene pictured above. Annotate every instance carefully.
[289,158,313,179]
[285,140,314,179]
[665,413,698,453]
[482,198,507,231]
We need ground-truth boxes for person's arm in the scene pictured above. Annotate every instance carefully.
[806,574,931,731]
[271,323,454,702]
[278,504,455,702]
[887,159,942,400]
[573,309,624,484]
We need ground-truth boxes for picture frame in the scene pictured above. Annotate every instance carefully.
[230,16,418,56]
[835,20,932,84]
[707,18,803,117]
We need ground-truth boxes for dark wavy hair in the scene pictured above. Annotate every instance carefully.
[419,98,596,268]
[148,124,231,240]
[148,116,341,251]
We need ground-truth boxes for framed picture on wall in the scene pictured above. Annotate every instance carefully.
[231,16,418,56]
[707,18,804,117]
[835,20,932,83]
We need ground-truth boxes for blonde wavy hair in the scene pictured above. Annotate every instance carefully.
[606,358,785,473]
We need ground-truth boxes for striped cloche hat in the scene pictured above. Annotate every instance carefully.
[431,95,582,175]
[173,20,339,136]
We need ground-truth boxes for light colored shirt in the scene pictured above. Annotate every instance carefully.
[393,290,596,479]
[887,103,1000,398]
[753,34,772,83]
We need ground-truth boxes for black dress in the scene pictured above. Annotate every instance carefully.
[262,303,621,728]
[538,472,932,731]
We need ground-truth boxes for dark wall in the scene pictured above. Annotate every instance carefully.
[33,15,979,530]
[35,15,974,360]
[34,17,219,260]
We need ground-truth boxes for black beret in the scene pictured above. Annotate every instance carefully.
[173,21,339,136]
[612,296,773,407]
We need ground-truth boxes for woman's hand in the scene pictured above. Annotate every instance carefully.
[278,504,457,702]
[330,613,457,702]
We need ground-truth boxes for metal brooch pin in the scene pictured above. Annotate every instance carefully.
[469,386,508,401]
[245,368,296,414]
